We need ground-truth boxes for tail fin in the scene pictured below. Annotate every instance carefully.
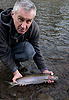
[5,81,14,90]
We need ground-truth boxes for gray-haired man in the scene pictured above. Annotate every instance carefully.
[0,0,54,85]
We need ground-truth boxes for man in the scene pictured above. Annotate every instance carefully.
[0,0,54,85]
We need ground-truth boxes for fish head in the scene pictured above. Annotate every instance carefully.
[48,75,58,80]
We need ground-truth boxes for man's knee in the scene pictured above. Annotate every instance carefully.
[12,41,36,62]
[24,42,36,59]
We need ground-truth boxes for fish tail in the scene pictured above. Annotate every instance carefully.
[5,81,15,90]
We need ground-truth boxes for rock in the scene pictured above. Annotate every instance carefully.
[3,96,14,100]
[15,93,24,100]
[50,91,57,96]
[7,89,17,98]
[41,87,49,92]
[67,89,69,95]
[1,91,6,99]
[64,98,69,100]
[37,93,54,100]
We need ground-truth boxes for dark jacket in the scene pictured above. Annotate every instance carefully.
[0,8,46,72]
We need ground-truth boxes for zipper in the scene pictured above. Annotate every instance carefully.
[11,34,24,43]
[16,38,18,42]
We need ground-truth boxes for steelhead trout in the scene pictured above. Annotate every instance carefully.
[6,73,58,88]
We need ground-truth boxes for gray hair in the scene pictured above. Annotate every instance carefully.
[13,0,36,16]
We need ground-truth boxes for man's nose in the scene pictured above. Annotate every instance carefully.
[21,22,26,28]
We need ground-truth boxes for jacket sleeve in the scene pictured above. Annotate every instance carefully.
[0,26,17,72]
[29,22,47,71]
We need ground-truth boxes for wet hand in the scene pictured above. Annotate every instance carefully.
[43,70,54,83]
[12,70,23,84]
[43,70,54,75]
[19,84,26,86]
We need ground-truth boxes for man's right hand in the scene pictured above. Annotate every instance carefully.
[12,70,23,84]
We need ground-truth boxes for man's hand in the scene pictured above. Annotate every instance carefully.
[12,70,22,84]
[43,70,54,83]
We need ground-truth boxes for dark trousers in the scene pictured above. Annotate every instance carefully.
[11,41,36,62]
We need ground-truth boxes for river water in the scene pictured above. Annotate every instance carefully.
[0,0,69,100]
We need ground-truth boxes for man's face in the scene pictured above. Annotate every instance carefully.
[11,8,35,34]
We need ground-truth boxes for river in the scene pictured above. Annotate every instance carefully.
[0,0,69,100]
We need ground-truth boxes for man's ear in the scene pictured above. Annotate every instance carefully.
[11,10,14,18]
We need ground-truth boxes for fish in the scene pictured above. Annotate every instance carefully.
[5,73,58,89]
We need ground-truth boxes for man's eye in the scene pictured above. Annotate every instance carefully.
[18,18,23,22]
[27,20,31,24]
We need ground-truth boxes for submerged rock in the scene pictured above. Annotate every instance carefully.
[37,93,54,100]
[64,98,69,100]
[15,93,24,100]
[67,89,69,95]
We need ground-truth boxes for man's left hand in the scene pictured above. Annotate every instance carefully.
[43,70,54,83]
